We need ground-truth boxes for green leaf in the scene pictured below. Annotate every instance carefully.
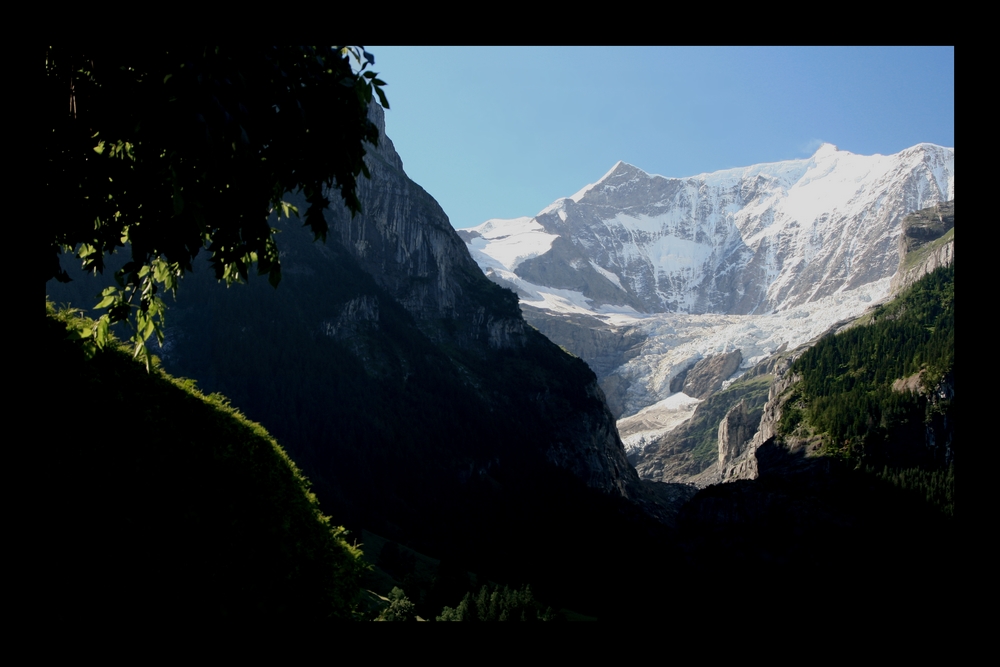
[95,316,111,347]
[153,258,172,284]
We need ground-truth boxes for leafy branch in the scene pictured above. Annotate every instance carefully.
[46,46,389,368]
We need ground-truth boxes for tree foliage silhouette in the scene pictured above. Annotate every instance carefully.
[45,46,388,367]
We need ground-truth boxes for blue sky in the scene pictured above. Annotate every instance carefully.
[366,47,954,229]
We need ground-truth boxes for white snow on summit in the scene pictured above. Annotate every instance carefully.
[471,142,952,317]
[569,161,624,202]
[466,216,558,270]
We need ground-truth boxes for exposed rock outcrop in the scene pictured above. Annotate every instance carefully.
[669,360,698,393]
[721,353,802,482]
[890,200,955,295]
[682,350,743,399]
[323,295,380,338]
[717,399,756,475]
[926,372,955,467]
[891,370,955,468]
[632,362,772,486]
[519,305,647,417]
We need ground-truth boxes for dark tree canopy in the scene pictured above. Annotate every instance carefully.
[45,46,388,365]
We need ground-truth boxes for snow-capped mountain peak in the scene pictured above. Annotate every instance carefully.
[466,143,953,319]
[812,142,840,157]
[569,160,631,202]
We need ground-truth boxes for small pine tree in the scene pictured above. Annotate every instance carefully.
[377,587,416,621]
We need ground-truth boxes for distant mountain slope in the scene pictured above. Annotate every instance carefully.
[635,202,955,487]
[465,143,953,317]
[891,200,954,295]
[461,145,954,464]
[772,262,954,496]
[668,261,955,594]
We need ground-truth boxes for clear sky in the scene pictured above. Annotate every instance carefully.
[365,46,954,229]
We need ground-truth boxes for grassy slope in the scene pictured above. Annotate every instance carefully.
[42,303,365,622]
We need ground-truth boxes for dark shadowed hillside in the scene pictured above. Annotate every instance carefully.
[46,106,682,617]
[673,262,956,601]
[41,304,366,622]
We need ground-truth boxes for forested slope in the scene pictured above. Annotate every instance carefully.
[780,263,954,514]
[673,263,956,595]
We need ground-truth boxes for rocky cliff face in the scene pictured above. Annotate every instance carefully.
[720,353,803,482]
[325,107,529,351]
[519,305,646,418]
[681,350,743,399]
[631,352,773,486]
[890,200,955,295]
[717,400,755,474]
[319,104,636,497]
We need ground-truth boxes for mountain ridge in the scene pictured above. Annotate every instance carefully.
[468,142,953,318]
